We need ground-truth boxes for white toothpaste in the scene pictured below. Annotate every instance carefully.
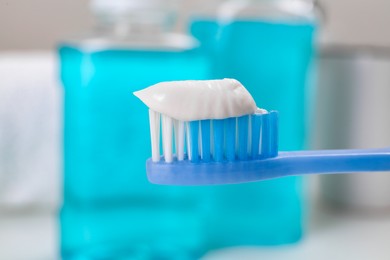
[133,78,258,121]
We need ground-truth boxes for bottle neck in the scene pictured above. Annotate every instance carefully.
[217,0,317,23]
[83,8,197,51]
[94,9,175,38]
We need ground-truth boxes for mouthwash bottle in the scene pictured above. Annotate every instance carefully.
[190,0,317,248]
[59,0,209,258]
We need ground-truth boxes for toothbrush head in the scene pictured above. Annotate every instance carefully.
[146,110,279,185]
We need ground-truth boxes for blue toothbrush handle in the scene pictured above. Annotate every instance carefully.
[275,147,390,177]
[147,147,390,185]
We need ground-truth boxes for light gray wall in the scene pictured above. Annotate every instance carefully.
[319,0,390,47]
[1,0,390,50]
[0,0,93,50]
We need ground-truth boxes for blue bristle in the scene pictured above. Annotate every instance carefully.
[201,120,211,162]
[186,112,276,163]
[213,119,224,162]
[269,112,278,157]
[261,113,270,158]
[225,117,236,161]
[251,114,262,159]
[189,121,199,162]
[238,115,249,160]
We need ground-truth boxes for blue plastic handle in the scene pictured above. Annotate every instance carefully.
[146,147,390,185]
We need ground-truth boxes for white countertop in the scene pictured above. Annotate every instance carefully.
[2,177,390,260]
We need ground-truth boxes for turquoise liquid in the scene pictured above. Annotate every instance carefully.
[191,19,316,247]
[59,45,210,259]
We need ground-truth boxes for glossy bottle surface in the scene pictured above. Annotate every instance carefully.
[190,2,316,248]
[59,39,209,258]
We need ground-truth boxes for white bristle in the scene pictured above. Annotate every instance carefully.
[174,120,185,161]
[162,115,173,163]
[259,124,263,154]
[256,124,262,155]
[186,122,192,160]
[149,109,160,162]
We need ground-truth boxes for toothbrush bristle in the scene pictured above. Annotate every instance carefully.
[149,110,160,162]
[225,117,236,161]
[200,120,211,162]
[213,120,224,162]
[174,120,185,161]
[148,110,278,163]
[161,115,173,163]
[237,115,249,160]
[189,121,199,163]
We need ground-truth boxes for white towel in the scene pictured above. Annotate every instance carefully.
[0,52,61,211]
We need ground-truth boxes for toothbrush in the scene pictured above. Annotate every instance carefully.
[145,110,390,186]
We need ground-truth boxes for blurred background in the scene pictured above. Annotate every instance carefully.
[2,0,390,259]
[2,0,390,50]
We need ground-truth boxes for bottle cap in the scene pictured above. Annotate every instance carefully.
[91,0,171,16]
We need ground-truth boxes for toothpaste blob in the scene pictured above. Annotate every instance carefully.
[133,78,257,121]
